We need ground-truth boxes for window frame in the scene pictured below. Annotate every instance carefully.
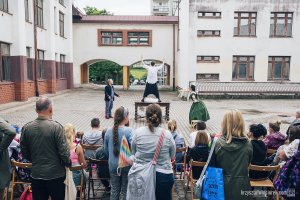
[232,56,255,81]
[270,12,293,37]
[234,12,257,37]
[197,56,220,63]
[35,0,44,28]
[37,50,45,79]
[60,54,66,78]
[268,56,290,81]
[197,30,221,37]
[100,31,123,46]
[25,0,29,22]
[127,31,150,46]
[59,11,65,37]
[59,0,64,6]
[0,42,10,82]
[198,11,221,18]
[26,47,33,81]
[0,0,9,13]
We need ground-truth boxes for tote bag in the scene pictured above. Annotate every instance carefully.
[194,138,225,200]
[64,167,77,200]
[117,135,133,174]
[126,131,165,200]
[19,186,33,200]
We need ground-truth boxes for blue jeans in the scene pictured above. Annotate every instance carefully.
[110,171,128,200]
[105,99,113,118]
[156,172,174,200]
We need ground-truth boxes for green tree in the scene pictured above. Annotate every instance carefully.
[83,6,113,15]
[89,61,122,85]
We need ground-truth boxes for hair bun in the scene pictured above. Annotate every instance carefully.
[276,121,281,126]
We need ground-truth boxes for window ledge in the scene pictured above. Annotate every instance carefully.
[26,20,32,24]
[100,44,123,46]
[267,80,290,82]
[37,26,47,31]
[197,61,220,63]
[232,79,255,82]
[0,10,13,15]
[198,35,221,37]
[127,44,150,47]
[0,81,14,85]
[269,36,293,38]
[59,35,68,39]
[233,36,257,38]
[198,17,222,19]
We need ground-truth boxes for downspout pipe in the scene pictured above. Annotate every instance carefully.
[33,0,39,97]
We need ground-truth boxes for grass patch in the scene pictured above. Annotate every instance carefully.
[130,68,147,80]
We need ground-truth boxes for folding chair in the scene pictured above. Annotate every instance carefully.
[174,147,187,181]
[185,160,206,200]
[87,158,110,200]
[249,164,280,200]
[10,160,32,200]
[267,148,277,157]
[69,164,86,200]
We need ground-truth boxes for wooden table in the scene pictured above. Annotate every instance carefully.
[134,102,170,121]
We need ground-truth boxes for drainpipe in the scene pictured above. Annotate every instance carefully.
[172,23,176,91]
[33,0,39,97]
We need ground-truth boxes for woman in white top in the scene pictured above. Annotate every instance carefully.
[131,104,176,200]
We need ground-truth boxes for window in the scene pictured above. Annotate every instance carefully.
[37,50,45,79]
[0,42,10,81]
[26,47,33,80]
[59,0,64,6]
[101,32,123,45]
[197,30,221,37]
[196,74,219,81]
[60,54,66,78]
[127,32,149,45]
[268,56,290,80]
[35,0,44,28]
[0,0,8,12]
[59,11,64,37]
[270,13,293,37]
[232,56,255,80]
[197,56,220,63]
[25,0,29,21]
[234,12,257,36]
[54,7,57,34]
[198,11,221,18]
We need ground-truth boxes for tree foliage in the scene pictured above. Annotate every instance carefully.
[89,61,123,85]
[84,6,113,15]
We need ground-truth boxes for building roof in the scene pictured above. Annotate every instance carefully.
[73,15,178,24]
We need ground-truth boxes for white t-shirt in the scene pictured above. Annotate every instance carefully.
[143,63,163,84]
[189,131,211,148]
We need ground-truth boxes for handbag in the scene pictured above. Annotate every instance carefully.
[64,167,77,200]
[194,138,225,200]
[126,130,165,200]
[19,186,32,200]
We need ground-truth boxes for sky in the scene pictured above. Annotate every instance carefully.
[74,0,151,15]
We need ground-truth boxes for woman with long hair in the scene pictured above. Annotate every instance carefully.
[211,110,253,200]
[104,106,132,200]
[130,104,176,200]
[64,123,87,186]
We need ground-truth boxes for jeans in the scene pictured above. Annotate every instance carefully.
[105,99,113,118]
[155,172,174,200]
[31,176,65,200]
[110,171,128,200]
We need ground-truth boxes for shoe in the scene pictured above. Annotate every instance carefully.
[105,117,109,119]
[109,116,113,118]
[141,98,144,102]
[158,99,162,103]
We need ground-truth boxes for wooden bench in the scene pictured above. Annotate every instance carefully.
[134,102,170,121]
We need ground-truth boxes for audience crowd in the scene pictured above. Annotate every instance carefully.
[0,96,299,200]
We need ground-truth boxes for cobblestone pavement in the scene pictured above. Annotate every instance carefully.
[1,88,299,199]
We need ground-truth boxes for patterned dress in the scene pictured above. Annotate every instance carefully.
[189,92,210,123]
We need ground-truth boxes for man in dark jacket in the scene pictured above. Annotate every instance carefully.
[104,79,119,119]
[21,96,70,200]
[0,118,16,199]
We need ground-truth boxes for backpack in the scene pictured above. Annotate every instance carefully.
[274,144,300,199]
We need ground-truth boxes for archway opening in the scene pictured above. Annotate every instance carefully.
[129,60,170,87]
[81,60,123,85]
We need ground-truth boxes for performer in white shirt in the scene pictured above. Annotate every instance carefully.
[141,56,165,102]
